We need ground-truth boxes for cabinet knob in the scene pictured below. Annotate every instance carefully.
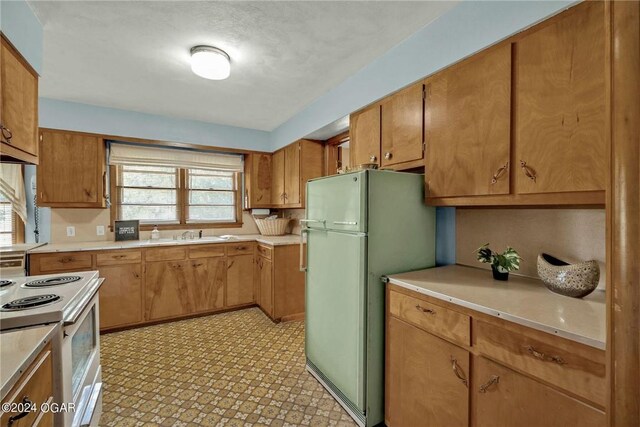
[370,155,377,162]
[520,160,537,183]
[1,125,12,143]
[384,152,392,160]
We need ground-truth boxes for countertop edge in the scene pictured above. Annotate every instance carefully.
[1,323,59,401]
[387,277,606,351]
[28,235,302,254]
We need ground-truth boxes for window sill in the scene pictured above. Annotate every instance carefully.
[139,222,243,231]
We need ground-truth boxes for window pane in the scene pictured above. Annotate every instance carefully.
[120,205,178,222]
[121,188,177,205]
[188,206,235,222]
[189,190,234,205]
[121,166,177,188]
[188,169,234,190]
[0,193,13,245]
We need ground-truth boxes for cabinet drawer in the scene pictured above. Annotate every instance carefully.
[256,244,272,260]
[96,250,142,266]
[145,247,187,262]
[226,243,254,256]
[0,346,53,427]
[388,290,470,346]
[33,252,92,273]
[474,320,606,407]
[189,245,226,259]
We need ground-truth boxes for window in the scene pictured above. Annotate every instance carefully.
[114,164,241,229]
[0,194,20,245]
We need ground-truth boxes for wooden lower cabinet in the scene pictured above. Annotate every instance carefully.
[145,257,225,321]
[226,254,254,306]
[256,244,304,322]
[472,356,605,427]
[385,285,606,427]
[0,344,53,427]
[257,255,274,317]
[98,264,143,329]
[386,316,469,427]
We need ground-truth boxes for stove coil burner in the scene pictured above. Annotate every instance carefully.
[1,294,61,311]
[24,275,82,288]
[0,280,15,288]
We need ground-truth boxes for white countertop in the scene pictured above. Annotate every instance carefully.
[28,234,301,254]
[0,243,46,254]
[0,323,59,400]
[387,265,606,350]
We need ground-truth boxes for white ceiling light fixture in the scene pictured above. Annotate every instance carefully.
[190,45,231,80]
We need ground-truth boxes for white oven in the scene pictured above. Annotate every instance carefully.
[59,292,102,427]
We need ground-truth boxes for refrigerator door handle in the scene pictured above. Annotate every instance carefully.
[333,221,358,225]
[300,219,326,227]
[300,228,309,272]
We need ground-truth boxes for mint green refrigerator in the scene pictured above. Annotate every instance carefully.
[302,170,436,426]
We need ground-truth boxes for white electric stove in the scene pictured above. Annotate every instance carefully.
[0,271,104,426]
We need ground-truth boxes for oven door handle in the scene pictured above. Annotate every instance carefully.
[80,382,102,427]
[63,278,104,326]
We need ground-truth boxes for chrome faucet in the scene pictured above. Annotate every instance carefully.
[180,230,196,240]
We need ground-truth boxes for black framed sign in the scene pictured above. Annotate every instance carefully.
[114,220,139,241]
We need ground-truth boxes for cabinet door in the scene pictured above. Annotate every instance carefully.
[258,256,273,317]
[191,258,225,312]
[381,83,424,167]
[98,264,143,329]
[386,316,469,427]
[1,37,38,158]
[226,254,254,306]
[247,153,272,207]
[271,149,286,206]
[515,1,606,195]
[350,104,381,167]
[426,44,511,198]
[145,260,192,320]
[38,130,106,207]
[284,142,301,205]
[472,356,605,427]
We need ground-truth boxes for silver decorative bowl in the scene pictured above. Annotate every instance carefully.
[537,253,600,298]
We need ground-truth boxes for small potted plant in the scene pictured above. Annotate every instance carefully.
[476,243,522,281]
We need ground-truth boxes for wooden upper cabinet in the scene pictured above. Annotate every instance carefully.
[1,36,39,163]
[38,130,107,208]
[271,139,323,208]
[425,43,512,198]
[284,143,301,205]
[472,356,605,427]
[386,316,469,427]
[271,149,286,206]
[381,82,424,167]
[244,152,272,209]
[350,104,381,167]
[515,1,606,195]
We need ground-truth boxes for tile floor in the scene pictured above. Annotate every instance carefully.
[100,308,356,426]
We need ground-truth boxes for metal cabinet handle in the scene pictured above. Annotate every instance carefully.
[451,357,468,387]
[384,152,392,160]
[299,229,308,272]
[1,125,12,143]
[283,192,288,200]
[415,304,435,315]
[526,345,566,365]
[491,162,509,184]
[227,260,235,269]
[370,155,377,162]
[520,160,537,182]
[7,397,33,425]
[479,375,500,393]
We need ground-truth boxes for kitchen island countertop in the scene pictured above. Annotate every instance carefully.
[0,323,59,400]
[387,264,605,349]
[28,234,301,254]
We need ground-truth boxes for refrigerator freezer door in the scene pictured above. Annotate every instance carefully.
[305,171,367,233]
[305,229,367,412]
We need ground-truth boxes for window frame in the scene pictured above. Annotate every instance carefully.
[0,195,24,245]
[110,165,243,231]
